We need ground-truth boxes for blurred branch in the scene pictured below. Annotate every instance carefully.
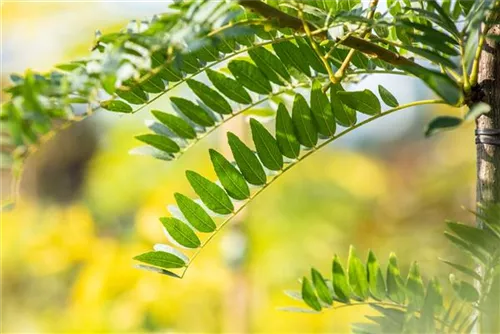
[238,0,327,39]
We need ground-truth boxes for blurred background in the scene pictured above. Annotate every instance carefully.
[1,1,476,333]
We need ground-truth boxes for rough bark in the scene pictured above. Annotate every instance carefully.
[475,24,500,334]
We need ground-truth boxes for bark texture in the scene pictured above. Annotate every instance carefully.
[476,24,500,334]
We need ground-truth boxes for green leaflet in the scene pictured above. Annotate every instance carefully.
[311,80,336,137]
[421,278,444,330]
[427,0,460,37]
[406,262,425,309]
[302,277,322,311]
[250,118,283,171]
[444,231,489,265]
[228,60,272,95]
[367,250,386,301]
[425,116,462,137]
[174,193,216,233]
[296,37,327,74]
[185,170,234,215]
[116,86,148,104]
[205,69,252,104]
[330,84,356,127]
[459,0,474,15]
[311,268,333,305]
[209,149,250,200]
[193,45,219,62]
[446,221,498,254]
[449,274,480,302]
[399,43,458,69]
[276,103,300,159]
[386,253,406,304]
[440,259,481,281]
[170,97,215,127]
[272,40,311,77]
[348,246,369,300]
[176,53,201,74]
[399,64,461,105]
[332,255,350,303]
[248,47,291,85]
[133,250,186,269]
[409,33,459,56]
[135,134,180,153]
[187,79,232,115]
[292,94,318,148]
[378,85,399,108]
[161,64,184,82]
[151,50,183,81]
[399,19,459,46]
[100,100,133,113]
[227,132,266,187]
[152,110,196,139]
[140,73,165,93]
[370,306,406,333]
[160,217,201,248]
[337,90,381,116]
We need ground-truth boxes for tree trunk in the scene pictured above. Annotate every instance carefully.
[475,24,500,334]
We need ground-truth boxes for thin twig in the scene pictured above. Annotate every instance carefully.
[334,0,379,80]
[297,4,337,84]
[181,98,446,278]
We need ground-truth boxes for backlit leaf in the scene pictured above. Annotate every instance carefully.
[311,80,336,137]
[330,83,356,127]
[227,132,267,186]
[152,110,196,139]
[367,250,386,301]
[292,94,318,148]
[311,268,333,305]
[425,116,462,137]
[332,255,350,303]
[186,170,234,215]
[302,277,322,311]
[206,69,252,104]
[378,85,399,108]
[337,90,381,115]
[386,253,406,304]
[276,103,300,159]
[248,47,291,85]
[187,79,232,115]
[209,149,250,200]
[100,100,133,113]
[250,118,283,171]
[228,60,272,95]
[406,262,425,309]
[171,97,215,127]
[348,246,369,300]
[174,193,216,233]
[160,217,200,248]
[136,134,180,153]
[134,250,186,269]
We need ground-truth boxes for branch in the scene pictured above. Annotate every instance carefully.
[180,99,446,278]
[334,0,379,79]
[238,0,327,39]
[339,35,417,67]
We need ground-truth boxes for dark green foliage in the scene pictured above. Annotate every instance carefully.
[209,149,250,200]
[160,217,201,248]
[228,132,267,186]
[286,208,500,333]
[4,6,497,331]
